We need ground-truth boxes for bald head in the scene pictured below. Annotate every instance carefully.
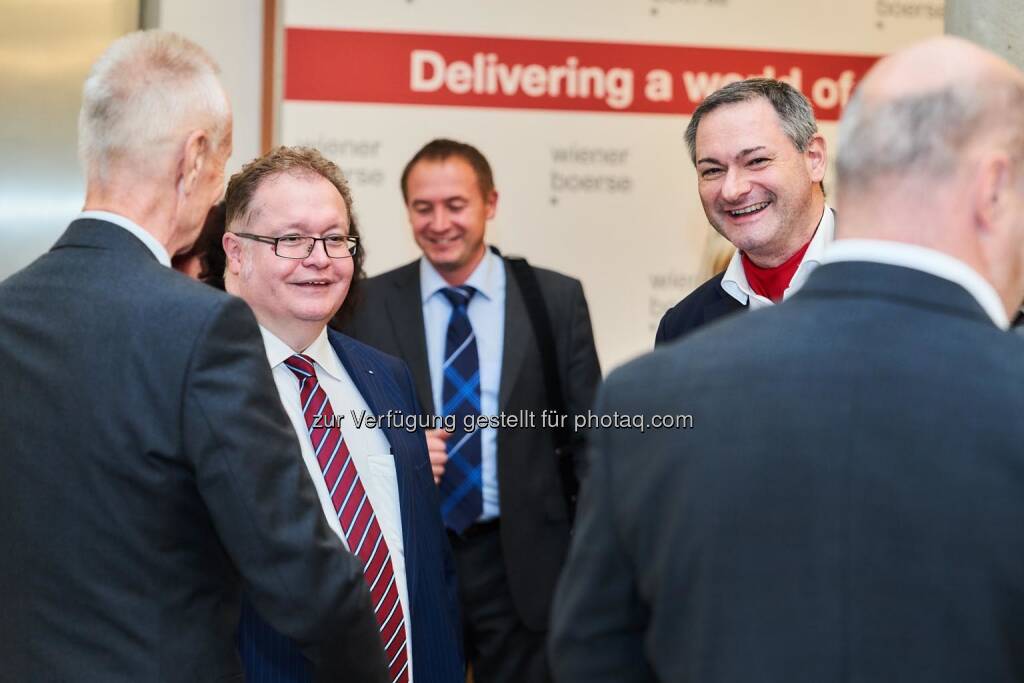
[860,36,1018,103]
[836,36,1024,317]
[79,30,231,182]
[79,30,234,259]
[838,36,1024,197]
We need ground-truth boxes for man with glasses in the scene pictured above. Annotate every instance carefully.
[342,138,601,683]
[222,146,463,683]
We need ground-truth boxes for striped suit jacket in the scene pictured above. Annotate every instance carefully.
[238,330,464,682]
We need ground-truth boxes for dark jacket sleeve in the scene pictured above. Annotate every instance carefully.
[558,278,602,481]
[655,298,689,347]
[560,278,602,422]
[654,310,673,347]
[655,273,741,347]
[181,297,388,683]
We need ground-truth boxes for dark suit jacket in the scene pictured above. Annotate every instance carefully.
[239,330,464,683]
[654,271,744,346]
[552,261,1024,682]
[0,219,387,682]
[341,256,601,630]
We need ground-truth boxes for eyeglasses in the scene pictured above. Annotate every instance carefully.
[234,232,359,259]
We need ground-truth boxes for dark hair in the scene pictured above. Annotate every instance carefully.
[400,138,495,202]
[171,201,227,288]
[224,146,364,322]
[684,78,819,164]
[195,201,227,290]
[685,78,824,193]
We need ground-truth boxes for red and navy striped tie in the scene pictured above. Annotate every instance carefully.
[284,354,409,683]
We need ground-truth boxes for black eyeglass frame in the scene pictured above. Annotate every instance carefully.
[233,232,359,259]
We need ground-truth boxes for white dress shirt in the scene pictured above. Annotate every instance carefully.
[823,239,1010,330]
[77,210,171,267]
[721,205,836,310]
[420,248,505,520]
[259,325,414,679]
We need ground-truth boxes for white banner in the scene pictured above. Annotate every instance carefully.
[280,0,944,369]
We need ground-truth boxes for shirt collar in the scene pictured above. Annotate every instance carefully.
[721,205,835,306]
[822,239,1010,330]
[420,246,501,304]
[259,325,346,380]
[78,210,171,267]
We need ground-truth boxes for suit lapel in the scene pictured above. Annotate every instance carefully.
[704,288,746,324]
[386,263,434,414]
[499,258,529,412]
[330,334,388,437]
[328,331,420,612]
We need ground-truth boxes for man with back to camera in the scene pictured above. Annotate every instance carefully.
[221,146,463,683]
[0,31,388,682]
[655,77,833,344]
[342,138,602,683]
[551,36,1024,682]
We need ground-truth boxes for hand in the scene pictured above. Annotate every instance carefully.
[425,428,451,484]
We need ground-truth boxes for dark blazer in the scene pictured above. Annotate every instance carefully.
[552,261,1024,682]
[0,219,387,683]
[239,330,464,683]
[654,271,744,346]
[341,257,601,630]
[657,210,837,346]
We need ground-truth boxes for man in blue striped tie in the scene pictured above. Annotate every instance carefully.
[221,146,463,683]
[437,284,484,534]
[342,139,602,683]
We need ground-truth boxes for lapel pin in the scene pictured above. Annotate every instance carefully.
[367,369,375,375]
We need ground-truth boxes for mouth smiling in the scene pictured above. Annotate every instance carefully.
[292,279,334,287]
[727,201,771,218]
[425,234,460,245]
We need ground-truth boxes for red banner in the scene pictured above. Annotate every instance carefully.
[285,28,880,121]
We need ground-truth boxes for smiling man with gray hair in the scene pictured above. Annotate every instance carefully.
[0,31,387,682]
[655,77,833,345]
[552,36,1024,682]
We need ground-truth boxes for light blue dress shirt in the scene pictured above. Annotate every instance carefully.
[420,248,505,520]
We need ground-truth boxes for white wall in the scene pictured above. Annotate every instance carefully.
[156,0,264,176]
[946,0,1024,69]
[0,0,139,279]
[279,1,945,370]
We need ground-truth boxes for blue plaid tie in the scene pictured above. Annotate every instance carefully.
[439,285,483,533]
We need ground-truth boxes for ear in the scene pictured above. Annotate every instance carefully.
[179,130,211,195]
[222,230,245,276]
[484,189,498,221]
[973,152,1012,234]
[803,133,828,183]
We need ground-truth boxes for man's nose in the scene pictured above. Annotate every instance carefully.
[303,238,332,265]
[720,168,751,203]
[432,206,452,230]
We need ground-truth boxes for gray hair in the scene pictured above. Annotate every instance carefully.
[684,78,819,164]
[837,79,1024,193]
[78,30,229,179]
